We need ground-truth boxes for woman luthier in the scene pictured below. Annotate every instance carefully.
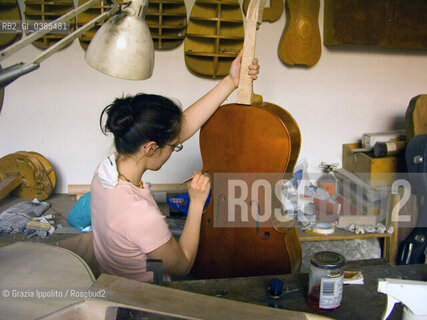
[91,52,259,282]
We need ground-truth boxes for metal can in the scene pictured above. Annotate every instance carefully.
[308,251,345,311]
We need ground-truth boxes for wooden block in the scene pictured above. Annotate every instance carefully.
[68,184,91,195]
[342,143,406,187]
[338,215,377,226]
[68,184,91,200]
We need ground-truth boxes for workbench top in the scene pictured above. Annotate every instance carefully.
[0,194,78,246]
[166,263,427,320]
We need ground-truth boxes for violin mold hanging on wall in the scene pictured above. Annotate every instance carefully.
[184,0,244,78]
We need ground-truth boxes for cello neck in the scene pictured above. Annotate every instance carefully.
[236,0,265,106]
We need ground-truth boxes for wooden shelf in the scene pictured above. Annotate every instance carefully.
[189,16,242,23]
[0,0,19,4]
[76,4,111,9]
[151,34,185,40]
[195,0,240,7]
[185,50,238,57]
[148,0,186,4]
[147,23,186,29]
[146,10,186,16]
[25,9,72,15]
[25,0,74,4]
[298,227,392,242]
[146,6,187,15]
[296,189,418,265]
[186,33,244,40]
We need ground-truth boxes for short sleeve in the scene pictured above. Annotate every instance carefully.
[126,201,172,253]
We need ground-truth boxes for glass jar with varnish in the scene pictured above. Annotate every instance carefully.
[308,251,345,311]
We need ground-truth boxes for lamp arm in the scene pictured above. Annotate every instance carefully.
[0,62,39,88]
[33,6,119,64]
[0,0,120,62]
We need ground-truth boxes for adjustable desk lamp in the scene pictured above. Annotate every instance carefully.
[0,0,154,88]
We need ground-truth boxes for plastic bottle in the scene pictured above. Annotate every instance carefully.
[378,278,427,320]
[318,162,338,196]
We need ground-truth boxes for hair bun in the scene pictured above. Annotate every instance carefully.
[105,98,135,136]
[100,93,183,155]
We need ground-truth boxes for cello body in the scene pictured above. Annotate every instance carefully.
[191,0,302,279]
[191,102,301,278]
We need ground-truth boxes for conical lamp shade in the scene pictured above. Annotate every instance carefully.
[85,13,154,80]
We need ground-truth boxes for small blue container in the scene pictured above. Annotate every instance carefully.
[167,190,211,215]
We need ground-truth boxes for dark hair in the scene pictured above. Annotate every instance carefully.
[100,93,182,154]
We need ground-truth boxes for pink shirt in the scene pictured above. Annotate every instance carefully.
[91,154,171,282]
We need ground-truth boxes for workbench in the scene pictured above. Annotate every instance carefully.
[0,195,425,319]
[165,263,427,320]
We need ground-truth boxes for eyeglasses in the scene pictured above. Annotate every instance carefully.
[166,142,183,152]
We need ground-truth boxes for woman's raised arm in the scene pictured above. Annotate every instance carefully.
[179,52,259,143]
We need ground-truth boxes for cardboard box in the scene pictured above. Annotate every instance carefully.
[342,143,406,186]
[362,130,406,150]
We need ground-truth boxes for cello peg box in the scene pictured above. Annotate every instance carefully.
[342,143,406,187]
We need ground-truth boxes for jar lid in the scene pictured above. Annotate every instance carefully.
[310,251,345,269]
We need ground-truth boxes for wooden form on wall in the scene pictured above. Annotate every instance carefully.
[145,0,187,50]
[0,0,22,50]
[0,151,56,201]
[242,0,283,23]
[278,0,321,67]
[406,95,427,140]
[324,0,427,49]
[24,0,75,50]
[184,0,244,78]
